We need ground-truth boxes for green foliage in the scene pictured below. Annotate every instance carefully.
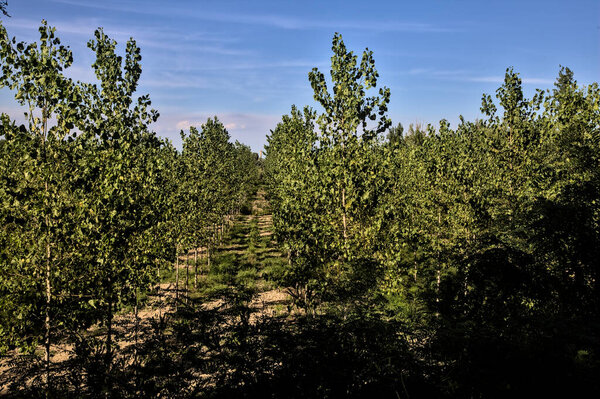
[267,37,600,394]
[0,1,8,18]
[0,20,89,361]
[376,67,600,395]
[265,105,323,308]
[386,122,403,145]
[309,32,390,257]
[0,18,257,394]
[267,33,392,309]
[309,32,391,143]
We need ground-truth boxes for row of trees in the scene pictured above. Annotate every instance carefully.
[0,19,258,394]
[265,33,600,395]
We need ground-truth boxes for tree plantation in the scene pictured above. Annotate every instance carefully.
[1,15,599,399]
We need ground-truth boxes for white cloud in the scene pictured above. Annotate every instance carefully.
[466,76,553,85]
[3,17,134,41]
[175,120,191,130]
[155,112,280,152]
[408,68,432,75]
[403,68,554,86]
[3,16,247,59]
[167,60,327,73]
[522,77,554,85]
[467,76,505,83]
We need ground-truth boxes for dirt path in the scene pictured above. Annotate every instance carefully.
[196,189,289,314]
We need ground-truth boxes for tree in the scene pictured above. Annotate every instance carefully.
[0,1,9,18]
[308,33,391,305]
[386,122,403,146]
[265,105,323,309]
[0,19,86,393]
[309,33,390,258]
[73,29,165,382]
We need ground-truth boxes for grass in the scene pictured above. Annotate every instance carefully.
[153,190,287,306]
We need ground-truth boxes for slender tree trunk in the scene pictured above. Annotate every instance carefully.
[341,187,348,244]
[175,246,179,311]
[413,259,418,310]
[303,283,309,312]
[104,294,113,397]
[44,233,51,397]
[341,138,348,253]
[413,260,418,282]
[42,122,51,398]
[464,224,471,303]
[436,270,441,311]
[106,279,113,371]
[194,245,198,289]
[207,245,211,270]
[134,287,139,366]
[185,251,189,304]
[436,209,441,318]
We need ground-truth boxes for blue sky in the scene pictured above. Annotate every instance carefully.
[1,0,598,151]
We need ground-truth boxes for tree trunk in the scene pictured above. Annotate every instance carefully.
[436,209,441,318]
[42,121,52,396]
[207,245,211,270]
[341,187,348,245]
[104,291,113,397]
[175,246,179,311]
[341,137,348,253]
[185,250,189,304]
[134,287,139,366]
[106,283,113,370]
[436,270,441,307]
[44,235,51,397]
[194,245,198,289]
[413,260,418,283]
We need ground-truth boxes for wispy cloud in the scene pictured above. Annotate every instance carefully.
[161,60,328,74]
[407,68,474,77]
[408,68,431,75]
[404,67,554,86]
[521,77,555,85]
[51,0,157,15]
[51,0,454,33]
[3,17,248,56]
[141,75,216,90]
[465,76,506,83]
[3,17,133,41]
[466,76,554,85]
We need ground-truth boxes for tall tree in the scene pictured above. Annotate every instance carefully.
[309,33,391,260]
[0,20,85,394]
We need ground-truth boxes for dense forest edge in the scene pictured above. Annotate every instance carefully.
[1,4,599,398]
